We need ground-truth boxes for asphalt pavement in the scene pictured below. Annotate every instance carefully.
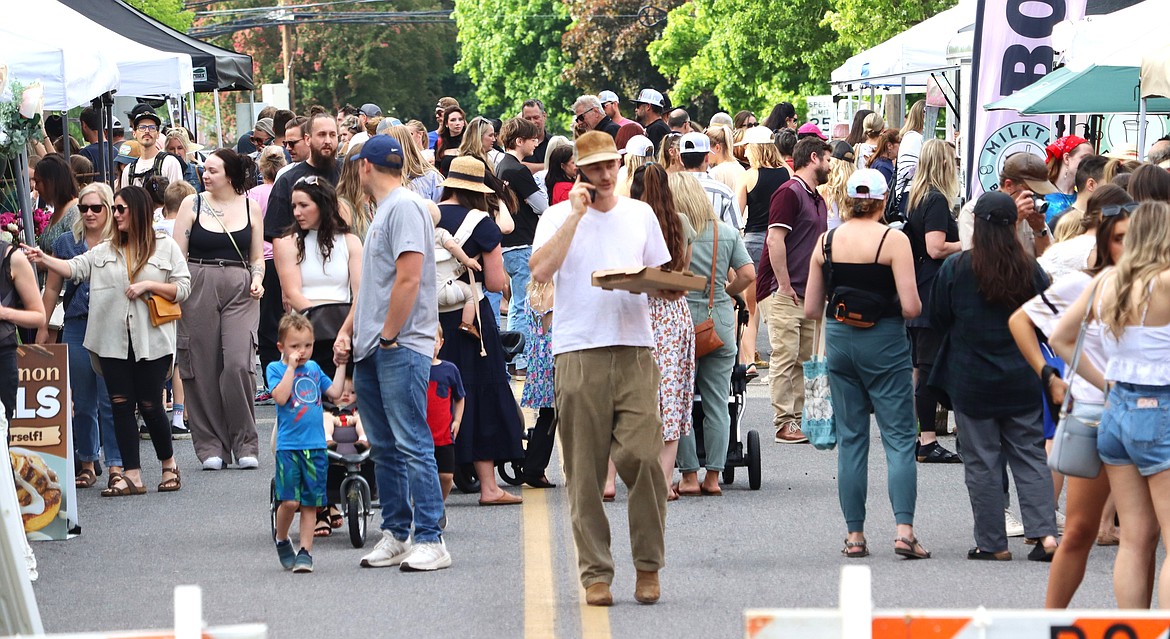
[28,380,1122,639]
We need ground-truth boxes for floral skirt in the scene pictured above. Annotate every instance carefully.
[650,296,695,442]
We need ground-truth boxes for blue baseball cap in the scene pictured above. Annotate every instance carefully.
[356,134,403,169]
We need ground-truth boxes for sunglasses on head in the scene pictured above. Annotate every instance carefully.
[78,204,105,214]
[1101,202,1138,218]
[112,204,129,214]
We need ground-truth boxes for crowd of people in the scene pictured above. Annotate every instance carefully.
[6,86,1170,606]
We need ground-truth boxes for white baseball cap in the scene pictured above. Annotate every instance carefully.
[634,88,665,108]
[598,90,619,105]
[679,132,711,155]
[621,134,654,157]
[734,125,775,146]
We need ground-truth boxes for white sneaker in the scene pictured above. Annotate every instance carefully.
[202,456,224,471]
[1055,510,1066,533]
[400,539,452,572]
[237,456,259,469]
[360,530,412,568]
[1005,509,1025,537]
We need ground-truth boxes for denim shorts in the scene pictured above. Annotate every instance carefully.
[275,449,329,506]
[743,231,766,267]
[1099,383,1170,477]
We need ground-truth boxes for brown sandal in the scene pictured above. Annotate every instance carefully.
[106,471,124,490]
[75,468,97,488]
[158,466,182,493]
[101,475,146,497]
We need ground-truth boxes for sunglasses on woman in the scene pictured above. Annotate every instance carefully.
[1101,202,1138,218]
[112,204,129,214]
[78,204,106,214]
[251,136,271,147]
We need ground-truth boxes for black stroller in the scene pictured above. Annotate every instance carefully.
[689,296,762,489]
[452,330,527,494]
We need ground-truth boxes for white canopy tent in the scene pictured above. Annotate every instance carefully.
[0,0,193,97]
[830,1,976,91]
[0,32,119,110]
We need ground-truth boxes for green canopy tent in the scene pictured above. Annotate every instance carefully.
[985,65,1170,115]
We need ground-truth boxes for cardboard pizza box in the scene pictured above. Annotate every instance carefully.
[591,267,707,294]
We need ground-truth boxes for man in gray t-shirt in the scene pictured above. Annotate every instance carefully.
[334,135,449,572]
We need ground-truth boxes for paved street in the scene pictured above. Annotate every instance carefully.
[29,381,1119,638]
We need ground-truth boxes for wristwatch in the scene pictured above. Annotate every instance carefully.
[379,335,399,349]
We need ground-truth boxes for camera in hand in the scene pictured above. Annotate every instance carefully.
[1033,196,1049,217]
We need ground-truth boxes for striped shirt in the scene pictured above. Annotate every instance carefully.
[693,171,741,230]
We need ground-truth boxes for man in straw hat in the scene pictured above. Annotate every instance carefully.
[530,131,679,606]
[335,134,451,573]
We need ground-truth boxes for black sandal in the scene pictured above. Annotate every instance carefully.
[894,536,931,559]
[967,547,1012,561]
[842,539,869,558]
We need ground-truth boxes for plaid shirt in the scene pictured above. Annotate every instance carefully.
[928,251,1050,418]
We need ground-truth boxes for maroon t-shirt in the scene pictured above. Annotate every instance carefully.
[755,176,828,300]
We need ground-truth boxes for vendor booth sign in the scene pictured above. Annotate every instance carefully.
[8,344,75,541]
[968,0,1087,197]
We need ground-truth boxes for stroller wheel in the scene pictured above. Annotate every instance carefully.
[453,463,481,494]
[747,430,762,490]
[498,460,525,486]
[347,486,367,548]
[269,478,277,541]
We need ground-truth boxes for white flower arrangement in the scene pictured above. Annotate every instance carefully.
[0,64,44,160]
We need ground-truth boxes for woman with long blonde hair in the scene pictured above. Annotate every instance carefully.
[37,182,120,488]
[706,124,744,190]
[895,99,927,202]
[671,171,755,497]
[903,138,962,464]
[820,142,857,230]
[732,129,789,371]
[387,124,444,203]
[1051,201,1170,608]
[336,143,374,243]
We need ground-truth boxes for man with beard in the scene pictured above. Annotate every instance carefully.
[120,108,183,189]
[258,112,342,395]
[756,137,830,445]
[632,89,670,151]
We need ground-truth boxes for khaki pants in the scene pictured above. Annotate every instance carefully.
[555,346,668,587]
[762,292,818,427]
[177,263,259,463]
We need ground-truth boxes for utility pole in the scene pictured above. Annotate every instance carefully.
[280,0,295,110]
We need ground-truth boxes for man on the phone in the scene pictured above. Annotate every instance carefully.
[530,131,677,607]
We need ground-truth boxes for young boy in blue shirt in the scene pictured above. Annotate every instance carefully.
[268,313,346,573]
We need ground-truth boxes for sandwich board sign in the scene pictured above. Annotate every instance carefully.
[746,567,1170,638]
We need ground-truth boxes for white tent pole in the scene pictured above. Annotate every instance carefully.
[900,77,906,127]
[214,89,223,150]
[1137,96,1148,161]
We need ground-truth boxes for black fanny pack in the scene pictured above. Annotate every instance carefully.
[829,286,893,328]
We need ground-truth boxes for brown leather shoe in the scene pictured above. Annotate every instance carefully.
[585,582,613,606]
[634,570,660,604]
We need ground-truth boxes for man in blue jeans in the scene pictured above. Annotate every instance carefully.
[335,134,449,572]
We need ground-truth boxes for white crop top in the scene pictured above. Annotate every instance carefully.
[1102,289,1170,385]
[299,229,351,304]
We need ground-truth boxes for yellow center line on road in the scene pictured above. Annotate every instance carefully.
[523,480,557,638]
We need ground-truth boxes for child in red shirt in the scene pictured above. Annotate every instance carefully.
[426,327,466,501]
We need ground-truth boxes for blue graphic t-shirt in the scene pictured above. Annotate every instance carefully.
[266,360,332,451]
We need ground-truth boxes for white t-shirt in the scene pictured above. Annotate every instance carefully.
[1038,233,1095,280]
[1020,270,1106,405]
[532,197,670,356]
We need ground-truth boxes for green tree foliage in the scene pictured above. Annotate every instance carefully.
[648,0,843,115]
[824,0,958,56]
[453,0,574,128]
[561,0,684,100]
[126,0,195,32]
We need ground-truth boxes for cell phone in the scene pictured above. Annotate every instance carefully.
[578,172,597,203]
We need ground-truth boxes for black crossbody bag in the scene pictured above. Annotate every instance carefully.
[823,228,898,329]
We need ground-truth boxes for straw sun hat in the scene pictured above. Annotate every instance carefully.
[440,156,494,194]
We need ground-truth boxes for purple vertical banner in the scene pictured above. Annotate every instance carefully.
[966,0,1087,198]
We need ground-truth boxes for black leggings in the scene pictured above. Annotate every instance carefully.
[910,327,945,436]
[0,344,16,420]
[523,407,557,477]
[99,348,173,471]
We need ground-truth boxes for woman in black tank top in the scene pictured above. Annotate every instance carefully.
[734,133,791,372]
[0,241,48,419]
[172,149,267,471]
[803,168,930,560]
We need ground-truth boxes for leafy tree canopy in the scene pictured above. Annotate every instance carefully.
[126,0,195,32]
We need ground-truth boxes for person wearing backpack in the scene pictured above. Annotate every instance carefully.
[120,108,183,190]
